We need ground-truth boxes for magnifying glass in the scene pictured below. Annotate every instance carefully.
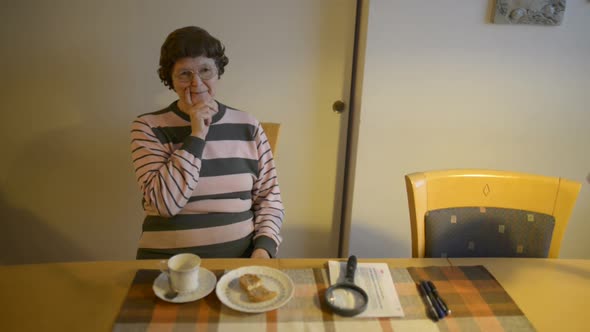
[324,255,369,316]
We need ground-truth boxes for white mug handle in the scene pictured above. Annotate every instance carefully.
[159,259,169,275]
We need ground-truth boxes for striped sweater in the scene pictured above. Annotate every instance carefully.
[130,101,284,258]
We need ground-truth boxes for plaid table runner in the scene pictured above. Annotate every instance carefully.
[113,266,534,332]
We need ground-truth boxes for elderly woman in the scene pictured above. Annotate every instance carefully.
[130,26,283,259]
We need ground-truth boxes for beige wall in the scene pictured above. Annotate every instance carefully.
[349,0,590,258]
[2,0,588,264]
[0,0,356,264]
[1,1,147,263]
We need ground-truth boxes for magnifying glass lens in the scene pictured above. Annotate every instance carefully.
[327,287,367,310]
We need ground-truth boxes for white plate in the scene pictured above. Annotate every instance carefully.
[153,267,217,303]
[215,266,294,313]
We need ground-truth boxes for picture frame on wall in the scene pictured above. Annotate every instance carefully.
[493,0,566,25]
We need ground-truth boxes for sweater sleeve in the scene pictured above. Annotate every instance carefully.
[130,118,205,217]
[251,122,284,257]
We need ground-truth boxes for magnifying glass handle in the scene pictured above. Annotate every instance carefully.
[345,255,358,283]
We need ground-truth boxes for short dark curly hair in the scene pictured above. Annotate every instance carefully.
[157,26,229,90]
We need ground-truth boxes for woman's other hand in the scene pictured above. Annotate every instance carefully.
[251,248,271,259]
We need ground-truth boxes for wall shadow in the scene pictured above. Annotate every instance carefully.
[2,122,143,264]
[277,223,410,258]
[0,191,92,264]
[278,225,338,258]
[349,224,411,258]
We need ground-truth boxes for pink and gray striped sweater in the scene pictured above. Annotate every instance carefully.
[130,101,283,258]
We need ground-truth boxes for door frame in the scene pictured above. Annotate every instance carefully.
[338,0,368,257]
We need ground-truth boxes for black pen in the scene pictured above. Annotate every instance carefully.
[418,282,439,321]
[427,281,451,315]
[422,281,446,319]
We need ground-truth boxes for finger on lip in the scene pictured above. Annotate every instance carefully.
[184,88,192,105]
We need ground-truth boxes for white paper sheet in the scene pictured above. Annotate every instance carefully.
[328,261,405,318]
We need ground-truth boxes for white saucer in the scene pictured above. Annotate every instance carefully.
[153,268,217,303]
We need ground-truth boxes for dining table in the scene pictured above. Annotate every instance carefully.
[0,258,588,332]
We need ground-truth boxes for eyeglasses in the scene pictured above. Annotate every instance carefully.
[173,65,217,83]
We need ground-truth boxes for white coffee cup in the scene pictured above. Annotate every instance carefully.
[160,253,201,293]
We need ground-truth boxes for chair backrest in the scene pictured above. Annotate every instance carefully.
[405,169,581,258]
[260,122,281,156]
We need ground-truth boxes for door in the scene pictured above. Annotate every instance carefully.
[145,0,357,257]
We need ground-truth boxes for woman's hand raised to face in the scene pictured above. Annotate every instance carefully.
[184,87,217,140]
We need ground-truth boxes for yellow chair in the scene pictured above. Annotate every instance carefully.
[260,122,281,156]
[405,169,581,258]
